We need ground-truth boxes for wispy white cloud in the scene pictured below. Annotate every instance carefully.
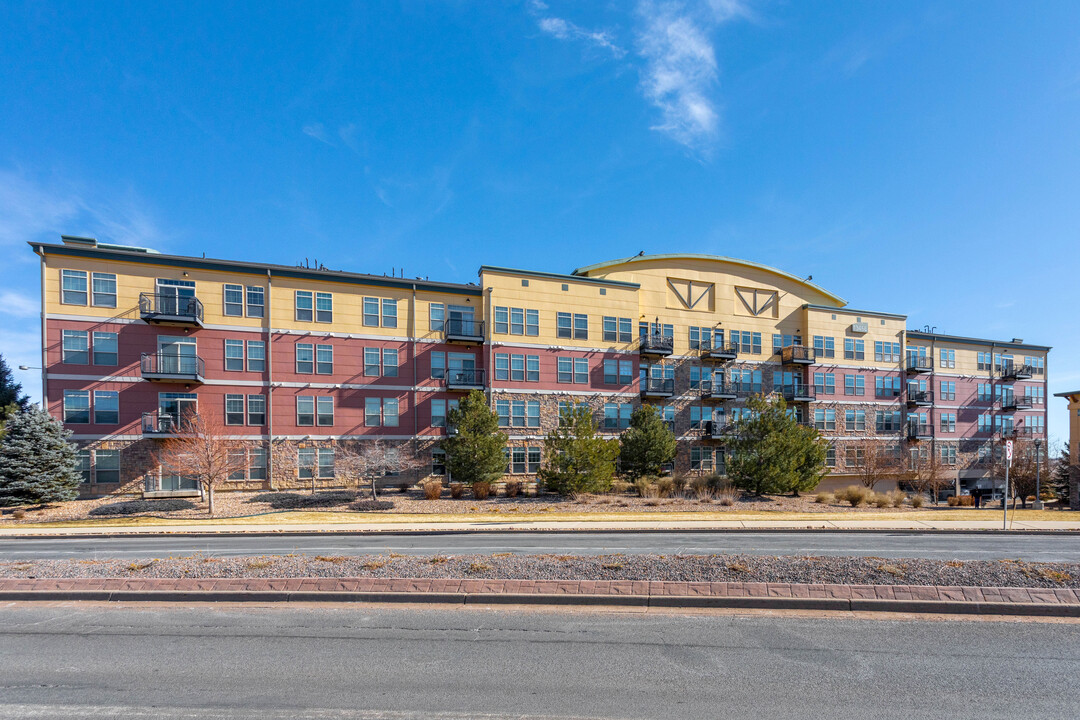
[635,0,750,155]
[537,16,626,58]
[302,122,333,145]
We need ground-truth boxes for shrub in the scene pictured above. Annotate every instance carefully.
[715,486,739,506]
[655,477,675,498]
[249,491,356,510]
[449,482,465,499]
[88,499,197,516]
[671,473,688,495]
[634,478,659,498]
[947,495,960,507]
[872,492,892,509]
[11,508,26,520]
[909,494,925,508]
[814,492,835,505]
[836,485,873,507]
[472,481,492,500]
[399,482,410,493]
[504,480,522,498]
[611,480,632,494]
[718,496,735,507]
[885,489,906,508]
[352,500,393,512]
[705,473,729,492]
[422,480,442,500]
[958,495,974,507]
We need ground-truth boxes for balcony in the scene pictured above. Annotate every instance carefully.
[905,356,933,374]
[780,345,813,365]
[641,377,675,398]
[141,411,183,435]
[780,383,816,403]
[1014,426,1041,437]
[445,367,486,391]
[704,420,730,440]
[1000,363,1034,380]
[700,380,737,400]
[906,422,932,441]
[1002,394,1034,411]
[139,293,204,327]
[640,334,674,356]
[140,352,205,383]
[702,341,738,361]
[905,389,934,408]
[444,318,485,344]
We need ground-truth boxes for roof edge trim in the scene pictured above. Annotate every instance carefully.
[479,265,639,288]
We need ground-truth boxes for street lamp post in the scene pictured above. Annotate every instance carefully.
[1034,438,1044,510]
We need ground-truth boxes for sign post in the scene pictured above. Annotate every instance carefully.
[1003,440,1013,530]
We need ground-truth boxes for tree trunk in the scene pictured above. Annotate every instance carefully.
[370,477,378,502]
[207,486,215,516]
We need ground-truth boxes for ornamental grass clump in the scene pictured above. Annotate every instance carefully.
[837,485,873,507]
[814,492,835,505]
[422,480,442,500]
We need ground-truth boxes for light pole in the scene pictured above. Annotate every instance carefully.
[17,366,44,409]
[1034,438,1043,510]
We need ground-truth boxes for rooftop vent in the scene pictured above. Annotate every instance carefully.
[61,235,97,247]
[1011,338,1023,344]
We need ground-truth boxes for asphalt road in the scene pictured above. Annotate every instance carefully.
[1,531,1079,562]
[0,604,1076,719]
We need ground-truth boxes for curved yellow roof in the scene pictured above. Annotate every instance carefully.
[572,253,846,306]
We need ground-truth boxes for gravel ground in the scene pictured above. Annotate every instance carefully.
[0,488,988,524]
[1,553,1076,589]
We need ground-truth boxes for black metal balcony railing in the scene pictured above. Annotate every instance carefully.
[905,356,933,373]
[907,422,932,440]
[780,345,813,365]
[142,411,180,434]
[730,382,763,395]
[444,318,485,344]
[140,352,205,381]
[445,367,486,390]
[641,377,675,396]
[700,380,738,400]
[640,334,674,356]
[704,420,729,439]
[906,389,934,407]
[139,293,204,325]
[781,383,815,402]
[1014,426,1040,437]
[701,340,739,360]
[1002,394,1033,411]
[1000,363,1034,380]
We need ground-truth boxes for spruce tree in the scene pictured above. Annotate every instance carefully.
[1051,444,1072,504]
[0,405,81,506]
[618,404,677,479]
[539,404,619,495]
[442,390,508,486]
[727,395,828,496]
[0,354,29,435]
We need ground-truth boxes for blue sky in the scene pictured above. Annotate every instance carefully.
[1,0,1078,444]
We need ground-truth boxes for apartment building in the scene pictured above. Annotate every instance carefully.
[1055,389,1080,508]
[31,238,1050,497]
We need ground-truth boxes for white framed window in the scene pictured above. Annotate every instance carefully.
[316,396,334,426]
[296,343,314,374]
[225,339,245,371]
[363,297,380,327]
[296,396,315,426]
[364,348,380,377]
[295,291,313,322]
[225,394,245,425]
[315,292,333,323]
[91,272,117,308]
[429,303,445,332]
[246,286,265,318]
[93,390,119,424]
[62,329,90,364]
[316,344,333,375]
[223,284,244,316]
[64,390,91,424]
[381,298,397,328]
[247,340,266,372]
[92,331,118,365]
[61,269,88,305]
[247,395,266,425]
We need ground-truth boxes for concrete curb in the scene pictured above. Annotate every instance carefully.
[1,589,1076,617]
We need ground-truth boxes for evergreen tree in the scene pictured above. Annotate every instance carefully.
[0,355,29,435]
[726,395,829,496]
[539,404,619,495]
[441,390,508,486]
[1051,443,1071,503]
[618,404,677,479]
[0,405,81,506]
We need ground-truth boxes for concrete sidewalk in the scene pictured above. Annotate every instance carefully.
[1,518,1079,536]
[2,576,1077,617]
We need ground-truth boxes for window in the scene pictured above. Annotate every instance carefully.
[844,338,865,360]
[557,357,573,384]
[248,447,268,480]
[526,309,539,336]
[493,306,538,336]
[499,400,541,428]
[431,398,459,428]
[295,291,313,322]
[814,409,836,432]
[296,343,314,374]
[604,317,618,342]
[91,272,117,308]
[977,384,992,402]
[63,390,90,424]
[940,412,956,433]
[1031,386,1045,405]
[314,292,333,323]
[226,394,245,425]
[92,390,119,424]
[383,398,399,427]
[875,376,901,398]
[939,348,955,369]
[495,353,509,382]
[603,403,633,430]
[93,449,121,483]
[511,354,525,382]
[365,397,381,426]
[875,410,901,432]
[729,330,762,354]
[730,368,763,393]
[247,395,266,425]
[845,409,866,432]
[62,329,89,364]
[874,341,901,363]
[316,396,334,426]
[383,348,399,378]
[772,334,801,353]
[813,335,835,359]
[363,297,380,327]
[430,351,445,379]
[978,414,993,433]
[298,448,316,479]
[225,339,245,371]
[316,448,335,478]
[604,359,633,385]
[510,308,524,335]
[1026,356,1045,375]
[938,381,955,401]
[845,446,865,468]
[691,447,713,472]
[246,286,265,318]
[61,269,88,305]
[313,344,332,375]
[844,374,865,396]
[224,284,244,316]
[689,326,714,350]
[813,372,835,395]
[556,312,587,339]
[558,400,588,424]
[574,358,588,384]
[940,444,957,465]
[977,352,991,371]
[89,331,118,365]
[494,307,508,334]
[381,298,397,328]
[825,446,836,467]
[76,449,92,483]
[244,340,265,372]
[432,448,447,476]
[296,396,315,426]
[429,303,445,332]
[364,348,380,377]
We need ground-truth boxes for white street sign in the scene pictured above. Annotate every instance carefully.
[1006,440,1013,463]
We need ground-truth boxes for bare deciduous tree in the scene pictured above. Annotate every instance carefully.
[903,444,954,504]
[335,439,423,501]
[155,410,248,516]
